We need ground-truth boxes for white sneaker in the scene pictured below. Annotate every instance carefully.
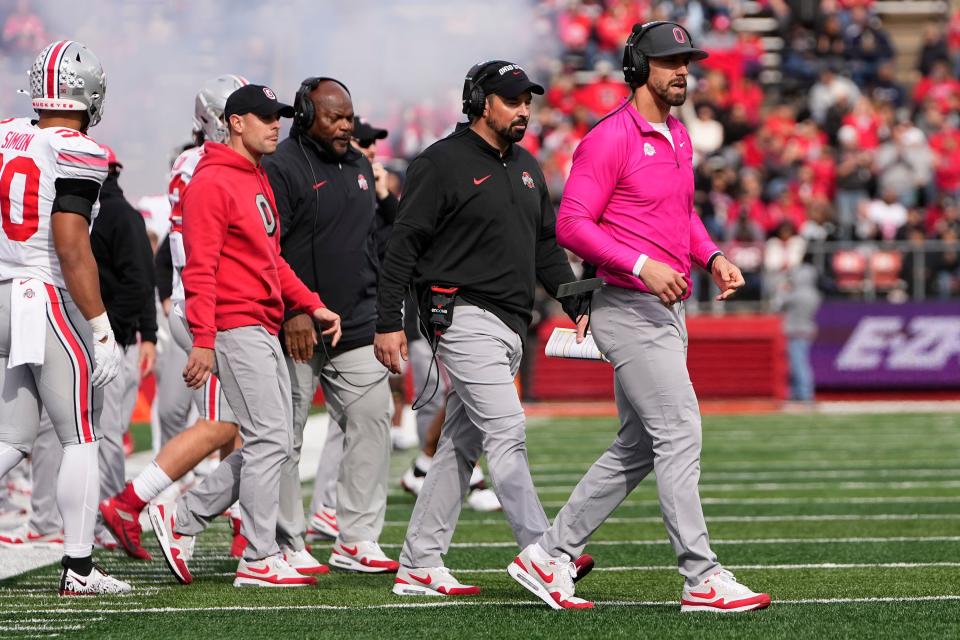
[400,466,425,496]
[391,425,419,450]
[149,503,196,585]
[0,525,64,547]
[508,543,593,610]
[329,539,399,573]
[681,569,771,612]
[282,546,329,576]
[466,487,501,512]
[234,554,317,587]
[392,565,480,596]
[306,507,339,540]
[59,560,133,595]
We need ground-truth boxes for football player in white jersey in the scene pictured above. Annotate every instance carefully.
[101,76,328,574]
[0,40,131,595]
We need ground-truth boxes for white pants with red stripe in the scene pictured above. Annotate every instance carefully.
[0,280,102,452]
[169,300,237,424]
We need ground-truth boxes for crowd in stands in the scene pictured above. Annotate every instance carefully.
[376,1,960,303]
[2,1,957,302]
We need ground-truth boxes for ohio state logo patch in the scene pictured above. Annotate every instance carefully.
[262,87,277,100]
[521,171,535,189]
[358,173,369,190]
[673,27,686,43]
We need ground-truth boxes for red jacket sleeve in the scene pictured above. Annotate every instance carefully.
[182,180,228,349]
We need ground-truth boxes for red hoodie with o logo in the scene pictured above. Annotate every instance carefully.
[181,142,323,349]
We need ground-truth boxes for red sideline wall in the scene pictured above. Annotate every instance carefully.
[532,314,787,401]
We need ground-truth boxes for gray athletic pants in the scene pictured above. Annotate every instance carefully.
[307,337,443,514]
[174,326,291,561]
[97,345,140,501]
[288,344,390,545]
[538,287,721,586]
[400,305,549,568]
[155,310,192,447]
[408,336,446,446]
[308,418,344,514]
[28,412,63,534]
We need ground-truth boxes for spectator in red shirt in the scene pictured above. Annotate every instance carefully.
[572,60,628,119]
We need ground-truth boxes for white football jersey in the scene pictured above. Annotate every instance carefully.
[167,145,204,302]
[0,117,107,289]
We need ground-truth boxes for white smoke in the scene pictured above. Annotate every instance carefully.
[18,0,551,201]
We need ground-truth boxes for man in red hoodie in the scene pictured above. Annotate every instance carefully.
[149,84,342,588]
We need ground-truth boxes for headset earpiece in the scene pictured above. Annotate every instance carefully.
[294,76,352,131]
[461,61,498,118]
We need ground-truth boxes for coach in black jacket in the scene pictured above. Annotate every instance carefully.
[373,61,587,593]
[90,154,158,531]
[261,78,396,572]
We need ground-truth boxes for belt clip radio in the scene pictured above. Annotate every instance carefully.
[429,285,458,336]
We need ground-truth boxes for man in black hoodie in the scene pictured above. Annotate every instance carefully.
[262,78,397,573]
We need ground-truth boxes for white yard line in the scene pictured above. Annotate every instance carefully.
[378,535,960,549]
[385,513,960,527]
[457,561,960,573]
[7,594,960,615]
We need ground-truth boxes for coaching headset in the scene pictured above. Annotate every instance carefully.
[293,76,351,130]
[461,61,500,117]
[621,21,707,88]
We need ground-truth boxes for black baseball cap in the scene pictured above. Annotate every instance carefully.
[479,61,545,99]
[634,22,708,61]
[353,117,388,145]
[224,84,295,119]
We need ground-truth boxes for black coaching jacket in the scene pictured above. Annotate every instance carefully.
[263,128,397,352]
[376,125,580,341]
[91,174,158,347]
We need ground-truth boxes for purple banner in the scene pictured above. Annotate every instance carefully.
[812,302,960,389]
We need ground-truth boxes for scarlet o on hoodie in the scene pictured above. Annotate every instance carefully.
[181,142,323,349]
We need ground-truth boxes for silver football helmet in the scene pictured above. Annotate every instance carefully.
[29,40,106,127]
[194,75,249,143]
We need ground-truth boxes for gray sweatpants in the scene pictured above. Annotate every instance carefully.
[400,305,549,568]
[155,311,192,447]
[28,412,63,534]
[97,345,140,502]
[307,337,443,514]
[308,418,344,514]
[287,344,390,546]
[408,336,446,446]
[538,287,720,586]
[174,326,292,561]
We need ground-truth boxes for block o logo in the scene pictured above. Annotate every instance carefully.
[256,194,277,236]
[673,27,686,43]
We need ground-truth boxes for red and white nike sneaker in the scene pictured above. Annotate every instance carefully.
[148,503,195,585]
[573,553,594,583]
[99,492,151,560]
[94,530,119,551]
[282,546,330,576]
[229,516,248,558]
[508,543,594,610]
[305,507,338,541]
[328,539,399,573]
[0,526,64,547]
[392,565,480,596]
[234,554,317,588]
[59,560,132,596]
[680,569,771,612]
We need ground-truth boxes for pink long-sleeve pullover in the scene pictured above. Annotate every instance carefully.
[556,101,720,297]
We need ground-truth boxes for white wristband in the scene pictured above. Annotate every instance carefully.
[632,254,649,278]
[88,312,112,337]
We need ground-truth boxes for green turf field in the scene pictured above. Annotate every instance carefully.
[2,411,960,639]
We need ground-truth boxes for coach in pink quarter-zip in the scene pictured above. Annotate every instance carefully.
[515,22,773,612]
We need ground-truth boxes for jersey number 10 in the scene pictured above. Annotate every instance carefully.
[0,152,41,242]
